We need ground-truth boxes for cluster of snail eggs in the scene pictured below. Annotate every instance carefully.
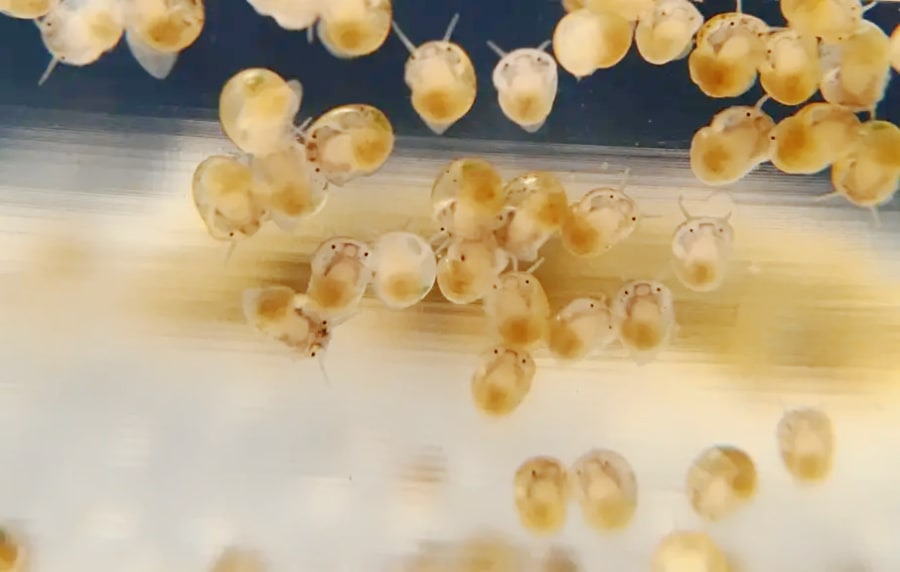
[190,67,402,366]
[216,0,900,224]
[5,0,206,83]
[511,406,837,570]
[512,449,639,535]
[433,158,746,418]
[679,0,898,219]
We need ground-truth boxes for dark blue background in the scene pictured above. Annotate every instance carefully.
[0,0,896,148]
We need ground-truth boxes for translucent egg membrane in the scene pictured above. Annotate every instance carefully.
[0,103,898,571]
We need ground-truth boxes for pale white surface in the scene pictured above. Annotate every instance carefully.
[0,106,897,571]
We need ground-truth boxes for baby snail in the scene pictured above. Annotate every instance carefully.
[487,40,559,133]
[758,28,820,106]
[818,21,893,114]
[123,0,205,80]
[670,195,735,294]
[392,13,477,135]
[483,268,552,350]
[250,141,329,232]
[635,0,705,66]
[470,346,536,417]
[246,0,319,31]
[686,445,758,522]
[242,285,332,361]
[36,0,125,85]
[560,170,641,257]
[689,100,775,186]
[431,157,508,241]
[547,296,616,361]
[191,154,268,258]
[436,234,509,304]
[371,231,437,309]
[569,449,638,531]
[611,280,676,365]
[0,527,25,572]
[769,102,862,175]
[779,0,864,43]
[304,236,375,319]
[688,5,770,98]
[301,103,395,186]
[892,24,900,73]
[826,120,900,225]
[316,0,391,59]
[0,0,57,19]
[777,408,836,483]
[493,171,569,269]
[651,531,731,572]
[552,8,635,79]
[513,456,570,535]
[209,546,266,572]
[219,67,304,157]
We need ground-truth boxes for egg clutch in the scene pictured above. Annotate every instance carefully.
[6,0,896,218]
[181,1,897,568]
[196,56,898,388]
[2,0,899,571]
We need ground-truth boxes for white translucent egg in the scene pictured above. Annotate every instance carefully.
[372,231,437,309]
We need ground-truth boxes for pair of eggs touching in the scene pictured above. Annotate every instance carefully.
[2,0,205,84]
[514,449,640,536]
[217,67,395,170]
[246,0,392,59]
[769,105,900,219]
[555,0,707,77]
[394,15,559,135]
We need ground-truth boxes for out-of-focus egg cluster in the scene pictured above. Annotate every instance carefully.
[183,0,890,560]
